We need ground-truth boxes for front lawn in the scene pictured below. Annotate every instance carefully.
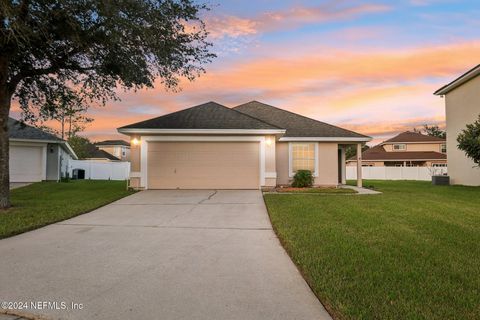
[264,180,480,320]
[0,180,134,239]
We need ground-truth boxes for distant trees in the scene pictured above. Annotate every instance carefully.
[457,115,480,167]
[414,125,446,139]
[346,144,370,160]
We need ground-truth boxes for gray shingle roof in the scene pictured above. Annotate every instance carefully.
[234,101,369,138]
[8,117,62,141]
[95,140,130,146]
[119,101,281,130]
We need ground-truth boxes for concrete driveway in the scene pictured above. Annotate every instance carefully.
[0,190,331,320]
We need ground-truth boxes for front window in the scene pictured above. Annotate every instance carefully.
[441,144,446,153]
[291,143,316,174]
[393,144,406,151]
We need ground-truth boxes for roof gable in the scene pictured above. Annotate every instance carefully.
[434,64,480,95]
[8,117,61,141]
[234,101,369,138]
[119,101,281,130]
[383,131,445,143]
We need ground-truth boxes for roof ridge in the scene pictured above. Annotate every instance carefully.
[235,101,369,138]
[118,101,227,129]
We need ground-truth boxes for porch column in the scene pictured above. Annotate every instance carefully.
[356,143,362,187]
[340,147,346,184]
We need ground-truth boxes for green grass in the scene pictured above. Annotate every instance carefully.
[0,180,134,239]
[264,180,480,320]
[275,187,356,194]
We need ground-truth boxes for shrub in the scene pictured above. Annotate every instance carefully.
[292,170,314,188]
[457,114,480,167]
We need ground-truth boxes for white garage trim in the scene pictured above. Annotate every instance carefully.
[140,136,266,189]
[119,128,285,135]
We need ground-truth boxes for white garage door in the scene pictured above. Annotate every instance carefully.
[9,145,45,182]
[147,142,260,189]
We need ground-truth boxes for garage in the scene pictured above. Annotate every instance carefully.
[9,145,45,182]
[147,142,260,189]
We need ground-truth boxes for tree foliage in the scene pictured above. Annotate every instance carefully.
[0,0,215,208]
[457,115,480,167]
[346,144,370,160]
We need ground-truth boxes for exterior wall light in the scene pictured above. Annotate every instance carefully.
[266,137,273,146]
[131,138,140,146]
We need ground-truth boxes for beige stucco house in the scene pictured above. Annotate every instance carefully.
[95,140,131,161]
[118,101,371,189]
[434,65,480,186]
[347,131,447,167]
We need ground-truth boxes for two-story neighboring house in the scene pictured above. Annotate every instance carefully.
[94,140,130,161]
[347,131,447,167]
[434,65,480,186]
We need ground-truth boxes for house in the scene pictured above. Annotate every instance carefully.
[118,101,371,189]
[94,140,130,161]
[84,147,121,161]
[434,65,480,186]
[8,117,78,182]
[347,131,447,167]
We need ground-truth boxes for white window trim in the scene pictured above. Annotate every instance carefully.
[288,142,319,178]
[140,135,266,189]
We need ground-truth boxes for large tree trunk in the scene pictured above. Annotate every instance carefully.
[0,57,11,209]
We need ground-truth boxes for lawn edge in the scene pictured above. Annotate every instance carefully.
[0,189,136,240]
[262,194,343,320]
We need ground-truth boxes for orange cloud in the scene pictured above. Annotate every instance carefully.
[205,2,390,38]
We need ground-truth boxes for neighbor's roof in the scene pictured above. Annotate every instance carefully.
[95,140,130,147]
[8,117,62,141]
[348,145,446,161]
[234,101,370,139]
[434,64,480,95]
[118,101,281,131]
[383,131,445,143]
[86,147,120,161]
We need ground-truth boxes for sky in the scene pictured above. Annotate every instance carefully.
[11,0,480,145]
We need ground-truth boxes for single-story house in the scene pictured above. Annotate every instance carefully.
[118,101,371,189]
[434,64,480,186]
[347,131,447,167]
[8,117,78,182]
[94,140,130,161]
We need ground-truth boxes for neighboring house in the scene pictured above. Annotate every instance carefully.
[8,117,78,182]
[347,131,447,167]
[434,64,480,186]
[94,140,130,161]
[84,147,121,162]
[118,101,371,189]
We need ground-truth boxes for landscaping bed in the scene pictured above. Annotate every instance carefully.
[275,187,356,194]
[264,180,480,320]
[0,180,134,239]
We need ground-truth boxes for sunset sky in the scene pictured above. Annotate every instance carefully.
[11,0,480,145]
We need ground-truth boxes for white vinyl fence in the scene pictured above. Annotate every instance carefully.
[69,160,130,180]
[346,166,447,181]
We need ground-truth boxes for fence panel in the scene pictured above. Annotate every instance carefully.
[346,166,447,181]
[69,160,130,180]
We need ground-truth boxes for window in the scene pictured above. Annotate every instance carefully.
[290,143,316,175]
[441,144,446,153]
[393,144,406,151]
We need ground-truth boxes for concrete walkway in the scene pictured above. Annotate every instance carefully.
[0,190,331,320]
[342,185,382,194]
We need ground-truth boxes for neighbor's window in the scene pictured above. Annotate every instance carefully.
[292,143,316,173]
[441,144,446,153]
[393,144,406,151]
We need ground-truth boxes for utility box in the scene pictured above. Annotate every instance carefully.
[432,175,450,185]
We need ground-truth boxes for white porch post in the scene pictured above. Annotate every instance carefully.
[356,143,362,187]
[340,147,346,184]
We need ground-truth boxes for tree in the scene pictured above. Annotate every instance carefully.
[25,92,93,139]
[0,0,215,208]
[345,144,370,160]
[457,115,480,167]
[67,135,93,159]
[422,124,446,139]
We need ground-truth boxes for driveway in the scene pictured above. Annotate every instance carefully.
[0,190,331,320]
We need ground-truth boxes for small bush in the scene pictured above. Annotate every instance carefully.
[292,170,314,188]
